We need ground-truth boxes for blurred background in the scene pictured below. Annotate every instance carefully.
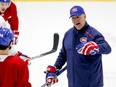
[11,0,116,87]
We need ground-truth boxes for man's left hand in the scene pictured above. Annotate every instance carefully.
[76,41,99,55]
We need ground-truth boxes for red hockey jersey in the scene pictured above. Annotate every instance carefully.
[0,55,32,87]
[0,2,19,31]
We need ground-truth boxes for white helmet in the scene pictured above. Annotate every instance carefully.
[0,16,6,28]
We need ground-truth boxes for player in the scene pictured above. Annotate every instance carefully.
[0,15,31,65]
[0,27,32,87]
[0,0,19,45]
[45,5,112,87]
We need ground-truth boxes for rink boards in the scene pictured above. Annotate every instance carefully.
[12,0,116,2]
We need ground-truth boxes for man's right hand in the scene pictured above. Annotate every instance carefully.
[45,65,58,85]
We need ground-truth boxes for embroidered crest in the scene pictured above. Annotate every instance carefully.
[80,37,87,43]
[71,8,77,13]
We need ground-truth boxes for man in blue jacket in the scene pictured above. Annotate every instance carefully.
[45,5,112,87]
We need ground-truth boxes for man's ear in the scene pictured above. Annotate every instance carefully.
[84,14,86,19]
[8,42,13,50]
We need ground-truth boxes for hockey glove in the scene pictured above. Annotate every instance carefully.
[13,30,19,45]
[76,41,99,55]
[45,65,58,85]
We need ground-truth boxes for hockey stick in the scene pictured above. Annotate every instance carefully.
[30,33,59,60]
[41,66,67,87]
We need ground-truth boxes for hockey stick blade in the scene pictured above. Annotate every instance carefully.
[52,33,59,52]
[31,33,59,60]
[39,33,59,57]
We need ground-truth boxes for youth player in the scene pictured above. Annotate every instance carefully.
[0,27,32,87]
[0,13,30,64]
[0,0,19,45]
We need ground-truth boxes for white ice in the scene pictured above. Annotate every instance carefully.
[13,1,116,87]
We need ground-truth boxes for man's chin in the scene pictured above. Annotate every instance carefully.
[0,10,5,13]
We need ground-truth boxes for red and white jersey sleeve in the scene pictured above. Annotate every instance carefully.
[0,55,32,87]
[0,2,19,31]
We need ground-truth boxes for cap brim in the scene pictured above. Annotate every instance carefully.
[69,13,83,18]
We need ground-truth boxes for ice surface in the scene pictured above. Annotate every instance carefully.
[13,1,116,87]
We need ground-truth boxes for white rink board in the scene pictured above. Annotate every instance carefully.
[14,2,116,87]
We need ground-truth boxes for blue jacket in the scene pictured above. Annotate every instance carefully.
[54,23,111,87]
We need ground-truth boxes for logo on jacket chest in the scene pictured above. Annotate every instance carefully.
[80,37,87,43]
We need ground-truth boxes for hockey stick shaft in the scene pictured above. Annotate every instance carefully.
[41,66,67,87]
[30,33,59,60]
[56,66,67,76]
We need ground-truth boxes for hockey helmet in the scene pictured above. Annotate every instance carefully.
[0,16,6,28]
[0,28,14,46]
[0,0,10,3]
